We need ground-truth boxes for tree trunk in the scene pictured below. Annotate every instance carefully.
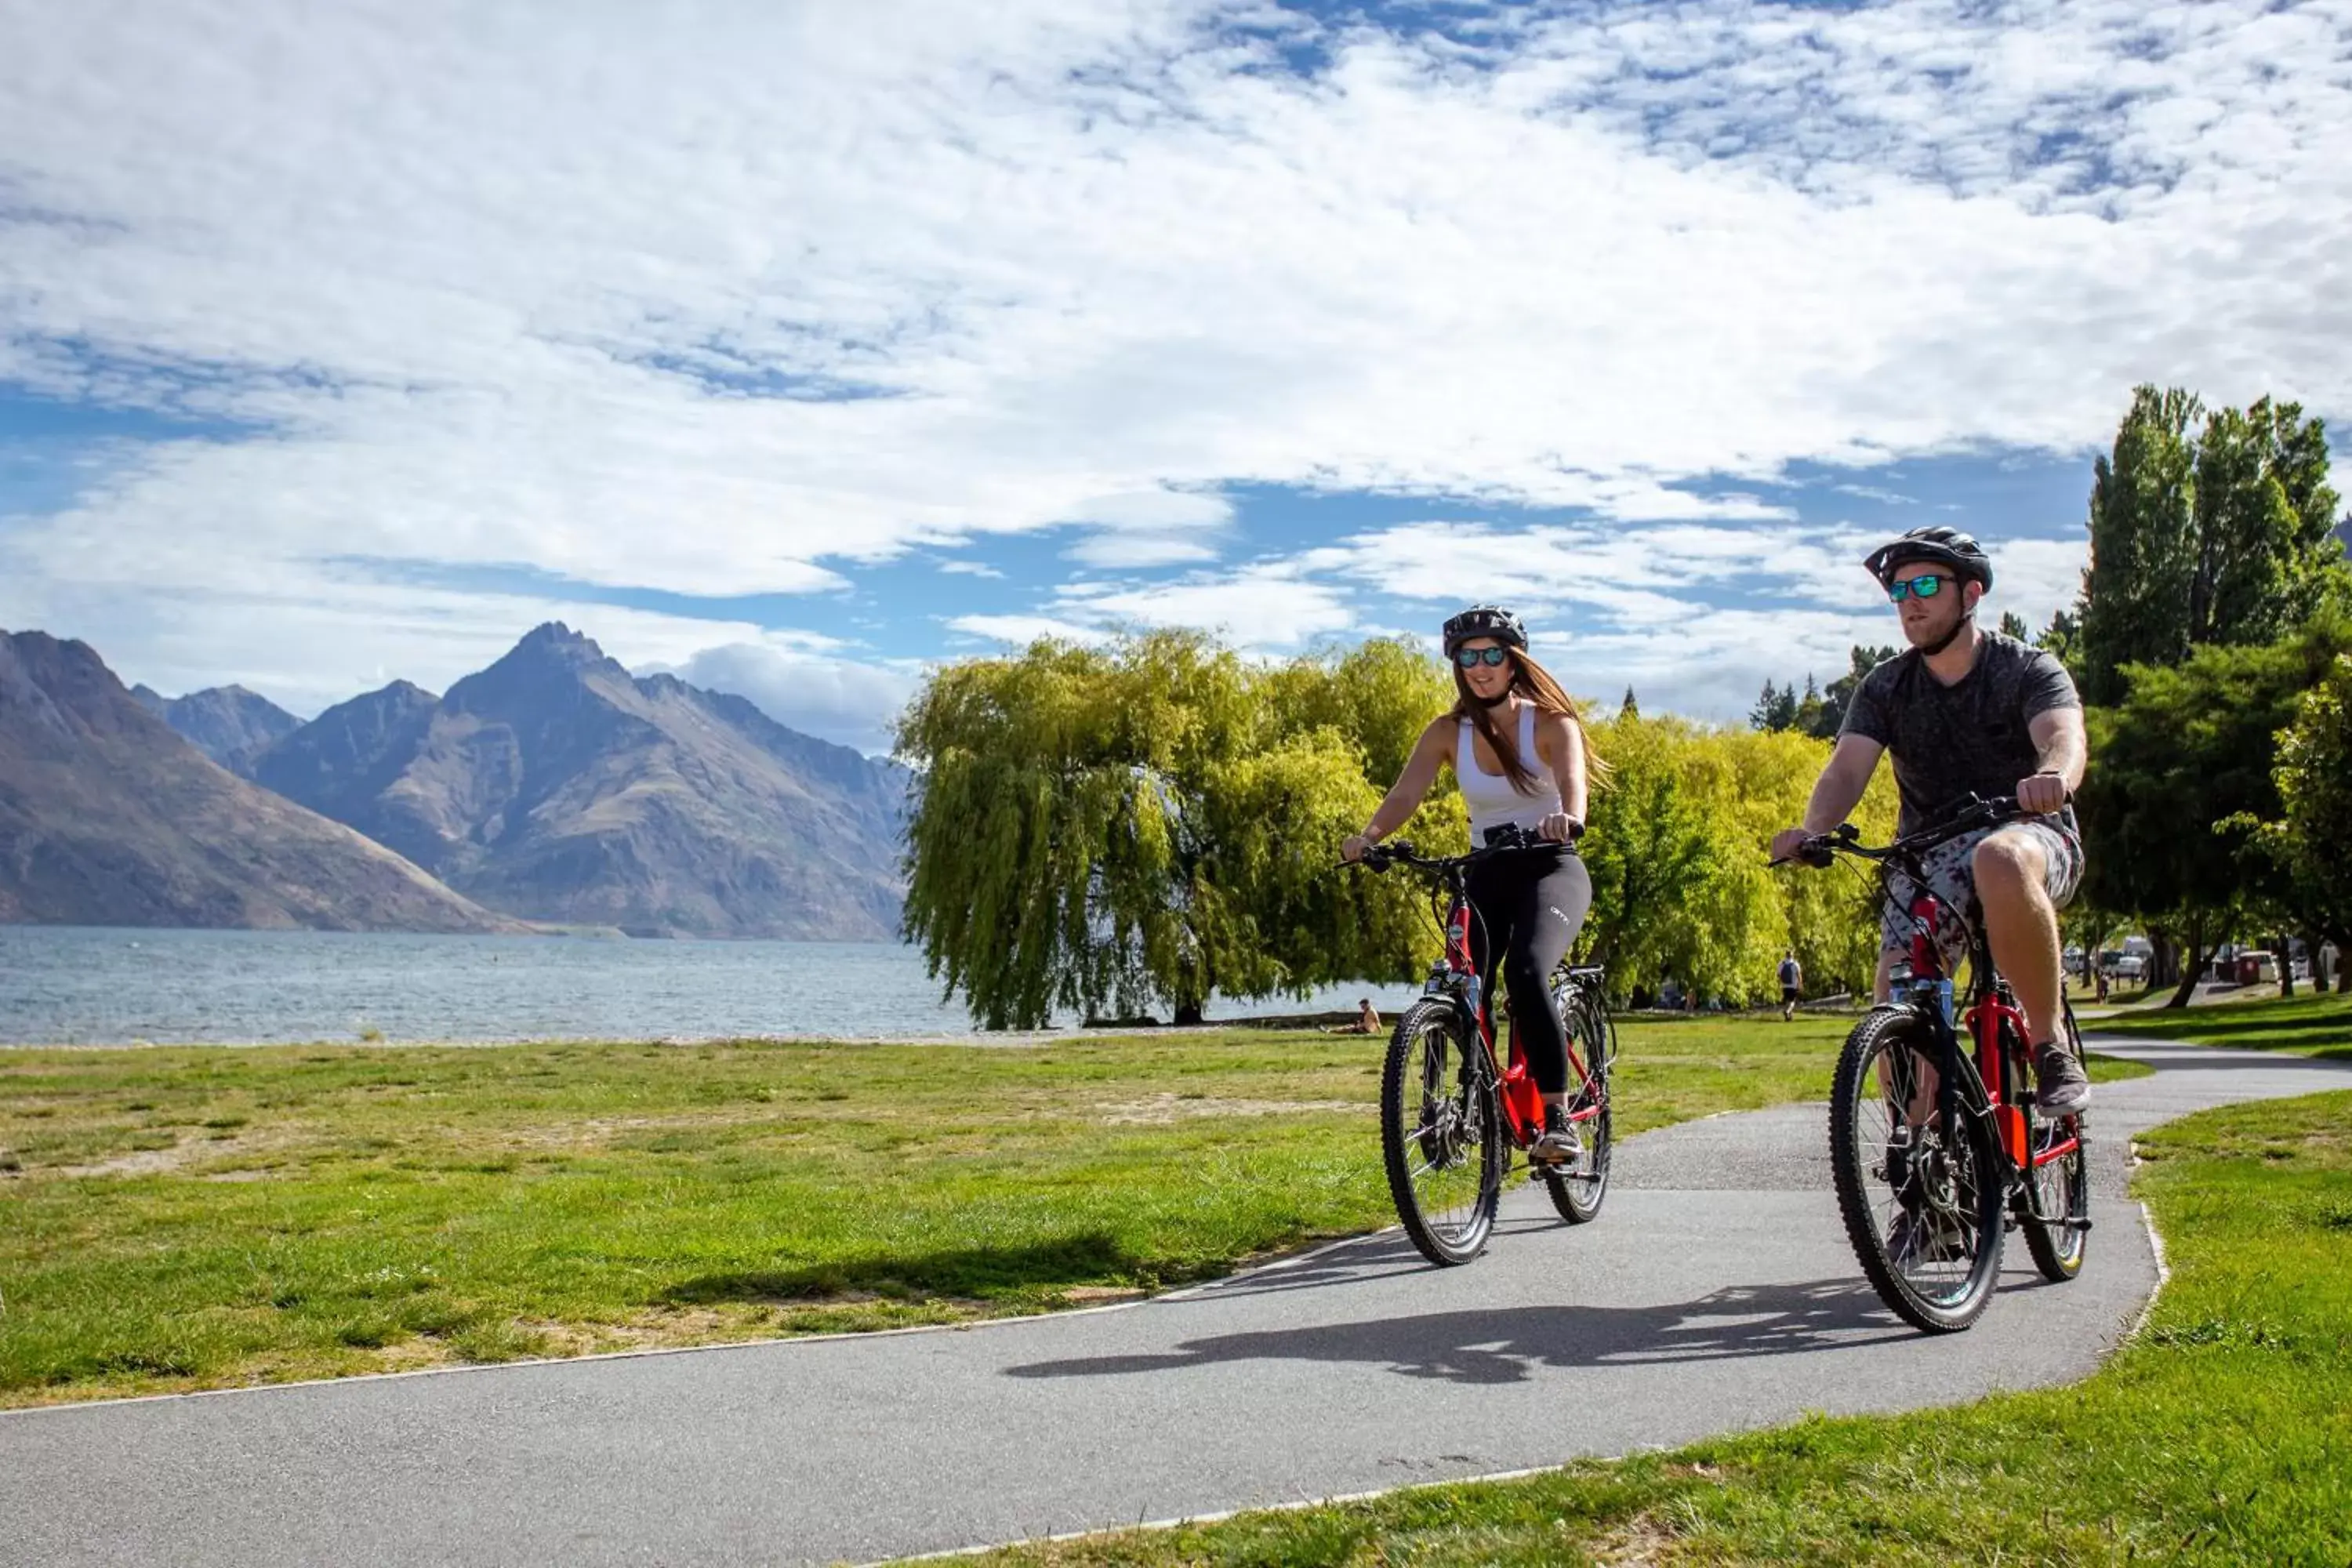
[2303,931,2329,993]
[2165,915,2205,1009]
[1173,1000,1206,1026]
[2279,934,2296,998]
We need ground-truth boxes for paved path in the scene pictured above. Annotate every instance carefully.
[2,1040,2346,1567]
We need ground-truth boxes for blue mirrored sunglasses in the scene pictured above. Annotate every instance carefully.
[1454,646,1511,668]
[1886,572,1950,603]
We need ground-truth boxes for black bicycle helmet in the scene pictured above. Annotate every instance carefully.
[1864,525,1994,591]
[1441,604,1527,655]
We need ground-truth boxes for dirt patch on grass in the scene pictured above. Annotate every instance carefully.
[47,1142,201,1179]
[1098,1094,1365,1124]
[1591,1511,1689,1566]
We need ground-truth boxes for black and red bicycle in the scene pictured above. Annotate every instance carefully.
[1784,796,2092,1332]
[1354,837,1615,1265]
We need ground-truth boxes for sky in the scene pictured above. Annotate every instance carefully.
[4,0,2350,755]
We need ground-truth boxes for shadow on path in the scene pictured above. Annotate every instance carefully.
[1007,1278,1926,1386]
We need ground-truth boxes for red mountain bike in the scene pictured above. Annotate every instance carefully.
[1355,837,1615,1265]
[1784,795,2092,1332]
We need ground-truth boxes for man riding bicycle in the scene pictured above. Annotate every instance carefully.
[1770,525,2092,1114]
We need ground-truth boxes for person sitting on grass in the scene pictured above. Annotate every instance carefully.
[1322,998,1382,1036]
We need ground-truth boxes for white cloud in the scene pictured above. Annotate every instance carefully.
[654,643,921,756]
[943,613,1109,647]
[0,0,2343,707]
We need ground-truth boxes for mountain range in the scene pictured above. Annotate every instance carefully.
[129,682,300,775]
[4,624,912,938]
[0,631,515,931]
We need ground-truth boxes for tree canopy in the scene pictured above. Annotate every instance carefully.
[900,634,1897,1025]
[2077,386,2345,703]
[896,632,1454,1029]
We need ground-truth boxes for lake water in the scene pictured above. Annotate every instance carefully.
[0,927,1427,1046]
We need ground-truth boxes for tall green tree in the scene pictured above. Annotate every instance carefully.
[2078,386,2346,703]
[2079,617,2352,1006]
[1749,680,1798,732]
[2079,386,2203,704]
[1806,644,1894,740]
[2234,652,2352,993]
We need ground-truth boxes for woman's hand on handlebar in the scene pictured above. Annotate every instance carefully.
[1537,811,1581,844]
[1340,833,1373,864]
[1769,827,1812,864]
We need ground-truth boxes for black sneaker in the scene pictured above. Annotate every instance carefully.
[1529,1105,1582,1166]
[2035,1044,2091,1115]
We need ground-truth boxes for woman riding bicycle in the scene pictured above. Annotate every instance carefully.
[1340,605,1601,1166]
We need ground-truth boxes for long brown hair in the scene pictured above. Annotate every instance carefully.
[1450,648,1610,795]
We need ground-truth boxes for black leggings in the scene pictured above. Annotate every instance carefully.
[1465,847,1595,1094]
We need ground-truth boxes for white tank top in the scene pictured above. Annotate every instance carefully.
[1457,702,1563,840]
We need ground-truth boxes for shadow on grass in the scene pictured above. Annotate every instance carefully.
[658,1232,1165,1305]
[2098,1009,2348,1040]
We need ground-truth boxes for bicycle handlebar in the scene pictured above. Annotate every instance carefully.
[1770,793,2032,870]
[1351,834,1572,877]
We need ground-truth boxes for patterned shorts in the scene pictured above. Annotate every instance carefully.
[1879,820,2084,975]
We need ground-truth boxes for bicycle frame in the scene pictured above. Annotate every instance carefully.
[1859,811,2082,1213]
[1403,844,1605,1149]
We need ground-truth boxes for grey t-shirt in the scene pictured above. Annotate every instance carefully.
[1840,631,2082,837]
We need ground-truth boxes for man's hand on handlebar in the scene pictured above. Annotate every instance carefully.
[2016,771,2070,816]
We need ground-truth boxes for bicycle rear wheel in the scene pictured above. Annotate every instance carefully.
[1829,1007,2005,1333]
[1381,998,1504,1265]
[2022,1005,2091,1282]
[1544,985,1613,1225]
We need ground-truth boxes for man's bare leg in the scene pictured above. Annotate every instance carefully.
[1973,827,2061,1044]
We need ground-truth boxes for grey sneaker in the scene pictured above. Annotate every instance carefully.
[1530,1106,1582,1167]
[2035,1044,2091,1115]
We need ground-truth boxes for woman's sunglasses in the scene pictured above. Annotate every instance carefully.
[1454,646,1511,669]
[1886,572,1951,603]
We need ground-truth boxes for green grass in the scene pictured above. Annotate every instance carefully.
[946,1089,2352,1567]
[0,1016,1832,1404]
[2085,989,2352,1060]
[0,1016,2154,1406]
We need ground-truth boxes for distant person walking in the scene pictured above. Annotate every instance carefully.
[1778,951,1802,1021]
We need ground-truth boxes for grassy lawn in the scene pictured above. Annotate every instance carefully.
[951,1088,2352,1567]
[0,1014,1835,1405]
[2086,989,2352,1059]
[0,1015,2155,1406]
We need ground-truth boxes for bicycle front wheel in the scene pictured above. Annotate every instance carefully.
[1544,985,1613,1225]
[1381,998,1504,1265]
[2022,1005,2091,1282]
[1829,1007,2005,1333]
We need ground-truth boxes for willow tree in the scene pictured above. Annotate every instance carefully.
[896,631,1454,1029]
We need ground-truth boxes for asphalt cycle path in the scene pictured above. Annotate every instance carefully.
[3,1038,2346,1567]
